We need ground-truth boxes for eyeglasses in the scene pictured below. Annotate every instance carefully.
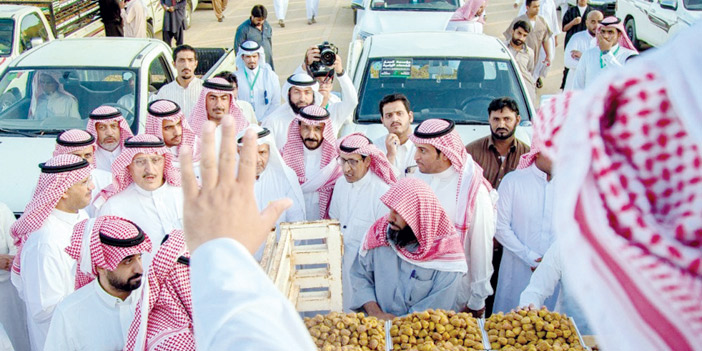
[132,156,165,168]
[337,157,362,167]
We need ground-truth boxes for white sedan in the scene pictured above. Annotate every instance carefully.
[351,0,462,40]
[343,31,534,145]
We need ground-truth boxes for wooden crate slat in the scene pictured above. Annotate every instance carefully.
[259,230,277,272]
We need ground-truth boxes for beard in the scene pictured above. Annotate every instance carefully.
[491,126,516,140]
[387,224,418,249]
[107,271,142,292]
[511,38,524,47]
[288,91,312,114]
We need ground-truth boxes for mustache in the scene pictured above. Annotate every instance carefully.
[304,138,320,143]
[128,273,142,281]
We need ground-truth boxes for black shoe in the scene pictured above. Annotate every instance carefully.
[536,78,543,89]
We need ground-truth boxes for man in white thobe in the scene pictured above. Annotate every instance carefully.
[97,135,183,247]
[573,16,638,90]
[121,0,147,38]
[493,151,557,313]
[263,64,357,147]
[281,105,342,220]
[351,178,467,319]
[87,105,135,173]
[155,45,203,119]
[410,118,496,317]
[328,133,396,311]
[45,216,152,351]
[234,41,280,122]
[563,10,603,90]
[373,93,417,178]
[0,202,29,351]
[53,129,114,217]
[294,46,359,118]
[237,125,306,260]
[519,239,592,335]
[10,155,94,351]
[212,71,259,125]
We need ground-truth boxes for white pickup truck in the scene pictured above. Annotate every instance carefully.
[0,37,221,214]
[617,0,701,48]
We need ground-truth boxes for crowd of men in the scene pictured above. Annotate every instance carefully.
[0,0,698,350]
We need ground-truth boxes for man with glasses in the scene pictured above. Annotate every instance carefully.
[97,134,183,247]
[328,133,397,311]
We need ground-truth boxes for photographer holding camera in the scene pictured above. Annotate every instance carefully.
[297,43,358,128]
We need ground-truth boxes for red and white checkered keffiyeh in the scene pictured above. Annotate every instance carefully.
[598,16,639,53]
[86,105,134,148]
[145,99,200,162]
[98,134,181,202]
[53,129,96,161]
[10,154,93,275]
[282,105,342,219]
[555,23,702,351]
[188,77,249,137]
[124,230,194,351]
[65,216,152,290]
[338,133,397,186]
[517,91,575,169]
[409,119,492,242]
[361,178,467,272]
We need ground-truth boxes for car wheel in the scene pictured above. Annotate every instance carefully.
[186,1,193,29]
[625,17,639,50]
[146,21,154,38]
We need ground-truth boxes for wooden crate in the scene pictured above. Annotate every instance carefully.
[262,220,344,313]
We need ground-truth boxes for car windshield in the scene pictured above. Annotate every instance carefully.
[0,68,138,133]
[0,19,13,57]
[683,0,702,10]
[356,57,531,124]
[370,0,459,11]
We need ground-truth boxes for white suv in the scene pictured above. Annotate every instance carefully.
[617,0,701,48]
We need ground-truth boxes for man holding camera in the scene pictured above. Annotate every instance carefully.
[264,44,357,147]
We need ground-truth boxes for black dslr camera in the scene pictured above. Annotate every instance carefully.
[308,42,339,77]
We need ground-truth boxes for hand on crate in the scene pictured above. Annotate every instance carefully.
[180,116,292,254]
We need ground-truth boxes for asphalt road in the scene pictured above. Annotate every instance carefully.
[185,0,566,105]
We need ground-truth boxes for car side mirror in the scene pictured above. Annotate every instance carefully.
[29,37,44,49]
[659,0,677,10]
[351,0,365,10]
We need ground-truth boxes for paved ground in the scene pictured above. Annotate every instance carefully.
[185,0,566,105]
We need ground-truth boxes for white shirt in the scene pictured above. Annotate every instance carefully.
[44,280,139,351]
[255,170,305,224]
[519,239,591,335]
[445,18,484,33]
[155,78,204,120]
[98,183,184,246]
[235,100,259,126]
[573,44,638,90]
[190,238,316,351]
[95,145,122,173]
[493,164,556,313]
[86,168,113,218]
[302,147,323,221]
[374,135,417,178]
[0,203,30,351]
[263,73,358,149]
[563,30,597,90]
[415,166,495,310]
[235,66,281,122]
[121,0,147,38]
[13,209,87,351]
[32,93,79,120]
[328,172,390,311]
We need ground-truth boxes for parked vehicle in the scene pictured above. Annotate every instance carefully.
[350,0,463,41]
[567,0,617,16]
[0,37,221,214]
[616,0,701,48]
[343,31,534,146]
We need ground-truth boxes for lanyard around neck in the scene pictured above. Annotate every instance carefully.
[244,68,261,100]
